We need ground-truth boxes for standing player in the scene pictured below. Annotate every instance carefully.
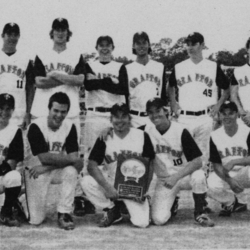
[80,103,155,228]
[83,35,128,158]
[24,92,83,230]
[231,38,250,126]
[126,31,167,127]
[208,101,250,216]
[0,94,24,227]
[143,98,214,227]
[0,23,34,128]
[169,32,230,170]
[31,18,84,135]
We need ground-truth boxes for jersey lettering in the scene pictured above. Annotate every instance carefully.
[51,142,63,152]
[176,74,213,87]
[218,146,248,159]
[155,144,182,158]
[237,76,250,87]
[105,151,142,164]
[129,73,160,88]
[44,62,74,74]
[0,64,25,79]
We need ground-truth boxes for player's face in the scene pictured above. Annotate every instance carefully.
[111,112,130,134]
[147,106,168,127]
[48,102,69,130]
[0,105,13,126]
[2,32,20,48]
[133,39,149,56]
[186,42,204,57]
[52,28,68,44]
[96,41,113,57]
[220,109,238,128]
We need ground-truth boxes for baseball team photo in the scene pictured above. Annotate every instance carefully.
[1,0,250,249]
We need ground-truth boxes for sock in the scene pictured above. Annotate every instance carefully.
[2,186,21,215]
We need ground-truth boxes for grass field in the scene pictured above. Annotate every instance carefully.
[1,187,250,250]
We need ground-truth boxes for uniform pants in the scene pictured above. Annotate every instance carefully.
[207,167,250,206]
[151,169,207,225]
[80,175,150,228]
[23,166,77,225]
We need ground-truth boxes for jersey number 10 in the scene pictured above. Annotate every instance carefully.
[173,158,183,166]
[17,80,23,89]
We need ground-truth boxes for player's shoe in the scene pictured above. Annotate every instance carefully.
[99,205,123,228]
[58,213,75,230]
[232,198,247,213]
[73,197,96,217]
[0,210,20,227]
[195,213,215,227]
[13,200,28,222]
[170,196,179,217]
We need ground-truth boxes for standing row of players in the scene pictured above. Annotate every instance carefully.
[0,17,250,230]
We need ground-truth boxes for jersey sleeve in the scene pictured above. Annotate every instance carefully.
[6,128,24,163]
[73,55,85,75]
[181,129,202,161]
[34,56,46,77]
[142,132,155,160]
[25,60,35,91]
[215,64,230,89]
[209,137,222,163]
[88,138,106,165]
[168,68,177,87]
[27,124,48,156]
[64,124,79,154]
[231,72,239,86]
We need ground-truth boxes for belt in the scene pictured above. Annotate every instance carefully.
[88,107,111,112]
[180,109,210,116]
[130,110,148,117]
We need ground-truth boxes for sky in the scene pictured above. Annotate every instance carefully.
[1,0,250,59]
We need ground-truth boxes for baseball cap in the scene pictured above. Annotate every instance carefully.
[185,32,204,44]
[219,101,238,113]
[95,36,114,48]
[52,18,69,30]
[146,98,166,112]
[111,103,130,116]
[2,23,20,35]
[0,93,15,109]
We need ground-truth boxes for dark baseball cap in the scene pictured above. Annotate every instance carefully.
[185,32,204,44]
[2,23,20,35]
[146,98,166,112]
[95,36,114,49]
[0,93,15,109]
[111,103,130,116]
[219,101,238,113]
[52,18,69,30]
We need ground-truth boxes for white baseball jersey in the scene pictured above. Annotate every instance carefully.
[89,128,155,180]
[170,59,229,111]
[25,117,78,166]
[85,60,125,108]
[31,48,82,118]
[233,64,250,111]
[126,60,165,112]
[144,121,202,178]
[0,50,32,119]
[210,123,250,169]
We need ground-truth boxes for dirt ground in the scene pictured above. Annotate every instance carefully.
[1,187,250,250]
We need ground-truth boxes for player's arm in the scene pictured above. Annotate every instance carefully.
[88,138,118,200]
[160,65,167,103]
[210,65,230,117]
[168,68,180,117]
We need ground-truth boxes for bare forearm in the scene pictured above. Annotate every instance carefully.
[231,85,245,113]
[213,163,230,183]
[169,86,177,109]
[217,88,230,107]
[51,74,85,87]
[35,77,62,89]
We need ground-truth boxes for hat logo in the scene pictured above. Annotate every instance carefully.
[4,94,11,99]
[57,18,63,22]
[116,102,125,107]
[9,23,15,27]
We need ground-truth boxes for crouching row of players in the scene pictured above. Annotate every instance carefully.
[0,92,248,230]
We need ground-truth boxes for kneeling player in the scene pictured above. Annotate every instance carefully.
[23,92,83,230]
[80,103,155,228]
[208,101,250,216]
[0,94,24,227]
[144,98,214,227]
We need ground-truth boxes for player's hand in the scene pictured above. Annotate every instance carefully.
[228,178,244,194]
[28,166,49,179]
[104,185,118,200]
[242,111,250,126]
[209,104,220,118]
[164,174,179,189]
[86,73,97,80]
[99,127,114,141]
[171,103,180,118]
[20,113,31,130]
[72,158,84,173]
[110,77,119,84]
